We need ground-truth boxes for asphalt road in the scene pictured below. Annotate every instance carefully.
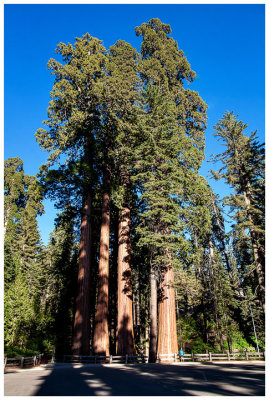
[4,361,265,396]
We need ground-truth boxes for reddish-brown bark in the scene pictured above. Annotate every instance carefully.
[116,206,135,355]
[157,256,178,359]
[93,167,111,355]
[72,192,92,355]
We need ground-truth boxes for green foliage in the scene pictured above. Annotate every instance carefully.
[230,331,251,350]
[4,21,265,359]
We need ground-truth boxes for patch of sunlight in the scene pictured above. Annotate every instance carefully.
[95,390,112,395]
[81,372,94,376]
[217,382,253,395]
[183,389,217,396]
[85,378,112,395]
[217,367,262,375]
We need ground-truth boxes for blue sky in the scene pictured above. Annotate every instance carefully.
[4,4,265,244]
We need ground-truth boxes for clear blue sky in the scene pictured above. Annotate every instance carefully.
[4,4,265,245]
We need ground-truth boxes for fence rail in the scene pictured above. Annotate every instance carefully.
[158,351,265,363]
[4,351,264,368]
[61,354,148,364]
[4,354,42,369]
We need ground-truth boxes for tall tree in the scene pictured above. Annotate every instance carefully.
[4,158,45,353]
[36,34,107,354]
[135,18,207,358]
[4,158,25,288]
[211,111,265,311]
[103,40,140,355]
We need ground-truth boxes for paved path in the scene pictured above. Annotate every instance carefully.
[4,361,265,396]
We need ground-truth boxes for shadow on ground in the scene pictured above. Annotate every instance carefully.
[30,362,265,396]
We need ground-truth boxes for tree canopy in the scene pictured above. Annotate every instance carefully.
[4,19,265,360]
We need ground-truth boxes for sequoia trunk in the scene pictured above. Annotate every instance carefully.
[72,140,93,355]
[93,166,111,355]
[157,254,178,359]
[72,191,92,354]
[116,206,135,355]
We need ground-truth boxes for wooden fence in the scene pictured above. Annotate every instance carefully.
[62,354,148,364]
[4,354,43,369]
[158,351,265,363]
[4,351,265,368]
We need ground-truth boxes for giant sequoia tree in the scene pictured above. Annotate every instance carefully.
[36,34,107,354]
[106,41,140,356]
[135,18,207,358]
[5,19,264,360]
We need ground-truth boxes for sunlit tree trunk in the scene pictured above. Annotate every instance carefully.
[157,252,178,359]
[93,166,111,355]
[134,271,142,345]
[108,207,118,355]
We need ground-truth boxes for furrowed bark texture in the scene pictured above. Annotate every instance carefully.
[108,208,119,355]
[157,256,178,359]
[93,167,111,355]
[116,206,135,355]
[72,192,92,355]
[135,272,142,344]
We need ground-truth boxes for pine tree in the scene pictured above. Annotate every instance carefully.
[211,112,265,311]
[41,207,79,357]
[4,158,25,288]
[4,158,46,354]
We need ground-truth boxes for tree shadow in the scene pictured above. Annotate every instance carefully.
[33,365,103,396]
[29,362,264,396]
[117,314,135,355]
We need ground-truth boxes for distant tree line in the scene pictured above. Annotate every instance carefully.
[4,19,265,360]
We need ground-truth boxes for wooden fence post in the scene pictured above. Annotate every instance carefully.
[209,352,212,361]
[158,354,161,363]
[33,356,36,366]
[174,353,177,363]
[4,357,7,368]
[227,351,230,361]
[20,357,24,368]
[245,351,248,361]
[192,353,194,362]
[125,355,128,364]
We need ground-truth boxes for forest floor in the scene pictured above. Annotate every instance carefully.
[4,361,265,396]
